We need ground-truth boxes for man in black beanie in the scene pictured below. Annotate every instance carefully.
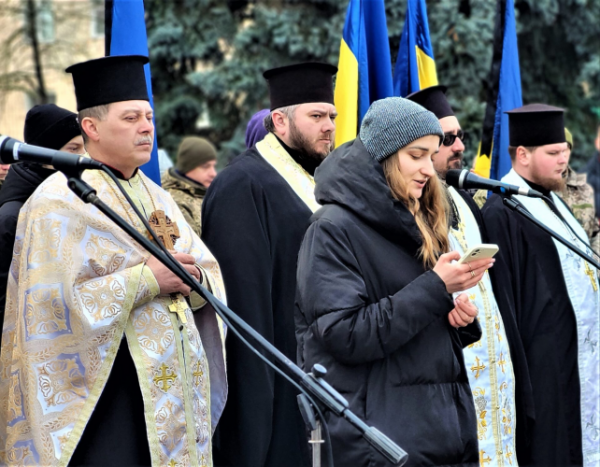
[0,103,83,332]
[202,62,337,467]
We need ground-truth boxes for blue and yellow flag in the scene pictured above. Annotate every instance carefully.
[334,0,394,147]
[473,0,522,180]
[393,0,438,97]
[105,0,161,185]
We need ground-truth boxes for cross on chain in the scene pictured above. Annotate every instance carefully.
[471,356,486,379]
[169,295,188,324]
[153,363,177,392]
[149,210,180,250]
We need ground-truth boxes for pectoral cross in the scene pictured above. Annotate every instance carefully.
[153,363,176,392]
[169,295,188,324]
[149,210,189,324]
[471,357,486,379]
[149,210,180,250]
[584,262,598,292]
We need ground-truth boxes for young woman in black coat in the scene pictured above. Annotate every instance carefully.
[296,97,494,467]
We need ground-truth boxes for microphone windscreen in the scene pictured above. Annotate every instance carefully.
[445,169,464,188]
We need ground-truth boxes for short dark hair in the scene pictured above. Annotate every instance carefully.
[78,104,110,144]
[508,145,538,161]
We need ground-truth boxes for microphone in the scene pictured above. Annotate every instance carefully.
[446,169,544,198]
[0,135,103,171]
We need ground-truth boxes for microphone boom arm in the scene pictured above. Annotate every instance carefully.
[503,195,600,269]
[65,173,409,466]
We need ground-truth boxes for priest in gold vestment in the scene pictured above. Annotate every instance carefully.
[0,56,226,467]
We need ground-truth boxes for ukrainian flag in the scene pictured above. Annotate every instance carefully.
[393,0,438,97]
[473,0,522,180]
[334,0,394,148]
[105,0,161,185]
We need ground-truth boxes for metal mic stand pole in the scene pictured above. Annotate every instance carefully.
[503,196,600,269]
[65,174,409,467]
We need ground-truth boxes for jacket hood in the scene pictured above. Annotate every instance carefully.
[314,138,423,249]
[161,167,207,198]
[0,162,55,208]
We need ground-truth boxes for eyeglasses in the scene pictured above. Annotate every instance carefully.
[442,130,465,147]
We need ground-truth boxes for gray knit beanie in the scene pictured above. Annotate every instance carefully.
[359,97,444,162]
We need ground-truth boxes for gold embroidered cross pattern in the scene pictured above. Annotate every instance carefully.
[480,450,492,466]
[497,352,507,374]
[169,296,188,324]
[153,363,176,392]
[149,210,180,250]
[193,360,203,383]
[584,262,598,292]
[471,357,486,379]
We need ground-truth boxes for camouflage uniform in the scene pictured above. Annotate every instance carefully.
[161,167,207,237]
[556,166,600,255]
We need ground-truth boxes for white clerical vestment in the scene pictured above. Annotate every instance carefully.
[0,167,226,467]
[448,186,518,467]
[502,169,600,466]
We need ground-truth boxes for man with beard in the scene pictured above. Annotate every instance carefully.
[408,86,518,466]
[201,62,337,467]
[483,104,599,466]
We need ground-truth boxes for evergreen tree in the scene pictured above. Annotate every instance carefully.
[146,0,600,168]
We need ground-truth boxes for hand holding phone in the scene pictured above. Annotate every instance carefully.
[457,244,499,264]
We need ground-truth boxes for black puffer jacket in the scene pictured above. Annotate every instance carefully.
[0,163,55,330]
[295,139,479,467]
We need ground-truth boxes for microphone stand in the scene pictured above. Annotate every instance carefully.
[65,172,408,467]
[503,196,600,269]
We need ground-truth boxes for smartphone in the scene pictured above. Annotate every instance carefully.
[457,244,499,264]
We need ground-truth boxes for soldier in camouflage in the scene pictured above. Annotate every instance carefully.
[555,128,600,254]
[161,136,217,237]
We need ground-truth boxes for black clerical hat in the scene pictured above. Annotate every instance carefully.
[65,55,149,111]
[506,104,566,147]
[263,62,337,110]
[406,85,454,120]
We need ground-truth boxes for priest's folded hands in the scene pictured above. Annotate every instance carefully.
[146,250,202,296]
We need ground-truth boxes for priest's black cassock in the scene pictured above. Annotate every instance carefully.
[201,140,314,467]
[483,189,583,466]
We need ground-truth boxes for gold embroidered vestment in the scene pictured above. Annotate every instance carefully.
[0,169,226,467]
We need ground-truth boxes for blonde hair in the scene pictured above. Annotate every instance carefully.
[381,153,450,269]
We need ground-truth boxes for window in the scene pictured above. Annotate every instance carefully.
[91,0,104,39]
[22,0,55,44]
[36,0,54,43]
